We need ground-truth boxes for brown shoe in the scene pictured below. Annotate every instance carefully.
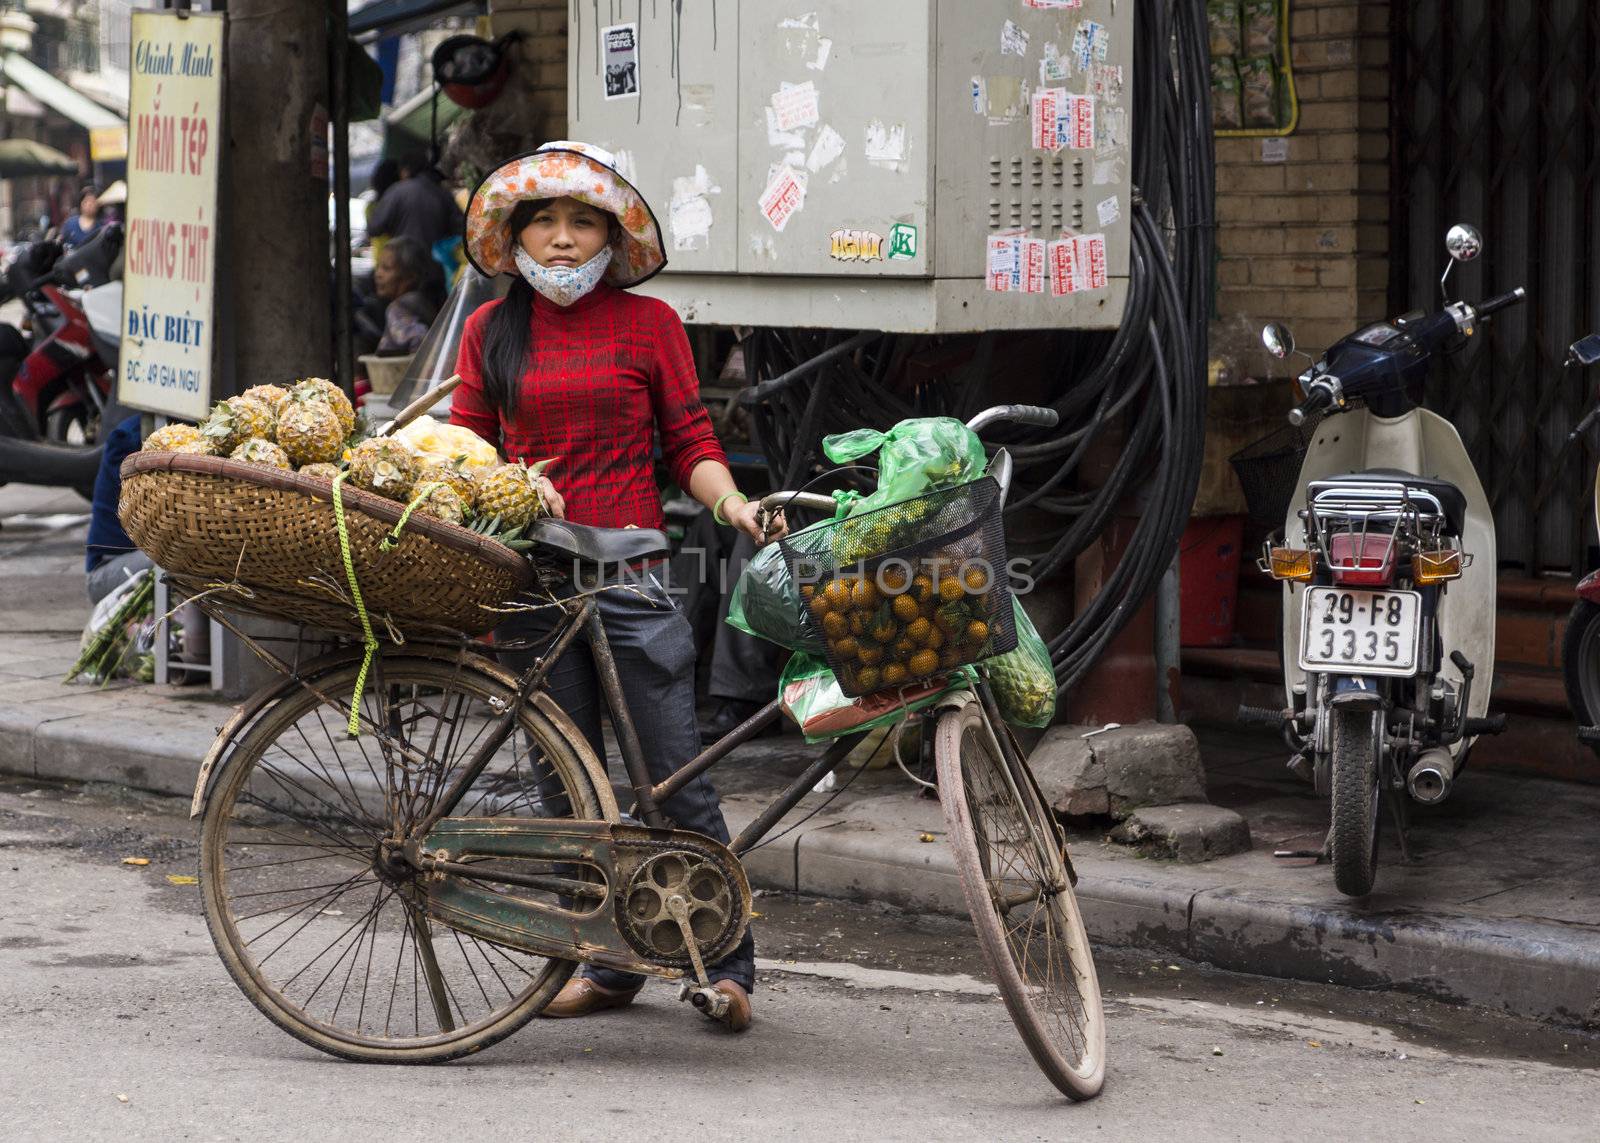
[540,977,642,1019]
[705,980,752,1033]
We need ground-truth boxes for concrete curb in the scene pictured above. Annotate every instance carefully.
[4,713,1596,1027]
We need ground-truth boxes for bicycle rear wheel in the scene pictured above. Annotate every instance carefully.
[199,652,611,1063]
[936,697,1106,1099]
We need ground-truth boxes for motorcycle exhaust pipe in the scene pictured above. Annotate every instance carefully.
[1407,747,1457,805]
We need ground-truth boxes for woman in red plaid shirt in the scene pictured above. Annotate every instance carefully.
[452,142,781,1031]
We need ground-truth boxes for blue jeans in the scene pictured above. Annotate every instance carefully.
[496,571,756,993]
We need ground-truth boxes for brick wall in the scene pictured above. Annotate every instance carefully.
[1211,0,1389,379]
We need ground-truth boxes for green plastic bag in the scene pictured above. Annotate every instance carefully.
[726,518,833,652]
[985,601,1058,728]
[780,651,975,743]
[821,417,988,517]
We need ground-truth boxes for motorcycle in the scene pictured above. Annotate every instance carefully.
[0,224,127,500]
[1558,332,1600,741]
[1243,223,1523,897]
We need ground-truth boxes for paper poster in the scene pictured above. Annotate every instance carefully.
[1022,237,1047,294]
[1062,94,1096,150]
[118,10,223,421]
[1025,0,1083,8]
[864,119,907,172]
[1048,233,1109,294]
[806,123,846,173]
[1072,20,1107,71]
[971,76,985,115]
[669,165,719,252]
[1097,195,1120,226]
[1001,20,1030,56]
[771,80,821,132]
[1040,42,1070,83]
[603,23,640,100]
[986,233,1025,292]
[1031,87,1064,152]
[758,165,807,232]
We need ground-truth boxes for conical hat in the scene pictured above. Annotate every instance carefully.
[463,140,666,286]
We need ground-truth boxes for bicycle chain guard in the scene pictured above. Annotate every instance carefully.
[418,818,751,978]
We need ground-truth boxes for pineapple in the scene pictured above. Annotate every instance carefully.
[172,439,216,456]
[474,460,550,530]
[276,399,346,466]
[202,395,276,455]
[415,483,467,525]
[229,438,292,469]
[985,607,1057,728]
[286,377,356,439]
[243,383,289,409]
[297,462,342,483]
[417,455,479,513]
[142,423,208,453]
[346,437,419,500]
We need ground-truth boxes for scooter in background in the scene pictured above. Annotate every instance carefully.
[1238,224,1522,897]
[0,224,127,499]
[1557,333,1600,744]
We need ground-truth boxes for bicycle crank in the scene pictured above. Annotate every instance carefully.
[412,818,751,980]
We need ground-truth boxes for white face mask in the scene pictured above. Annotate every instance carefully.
[513,243,613,307]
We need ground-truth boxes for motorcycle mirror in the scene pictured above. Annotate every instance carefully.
[1261,322,1295,360]
[1566,333,1600,368]
[1445,223,1484,262]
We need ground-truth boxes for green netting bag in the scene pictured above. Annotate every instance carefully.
[779,651,975,743]
[821,417,988,516]
[986,601,1058,728]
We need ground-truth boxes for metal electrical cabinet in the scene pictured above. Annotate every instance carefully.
[570,0,1133,332]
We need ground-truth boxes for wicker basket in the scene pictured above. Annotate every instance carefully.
[118,452,534,638]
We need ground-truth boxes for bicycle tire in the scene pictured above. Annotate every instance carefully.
[936,698,1106,1100]
[199,653,611,1063]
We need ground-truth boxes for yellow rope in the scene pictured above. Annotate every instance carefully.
[380,481,445,552]
[331,471,379,737]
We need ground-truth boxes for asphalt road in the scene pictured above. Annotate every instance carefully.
[1,775,1597,1142]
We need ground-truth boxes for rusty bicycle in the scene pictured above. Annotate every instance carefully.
[192,403,1105,1099]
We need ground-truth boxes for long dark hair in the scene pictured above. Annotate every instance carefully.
[479,197,620,417]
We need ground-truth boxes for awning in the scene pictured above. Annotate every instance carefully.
[1,53,124,132]
[350,0,486,39]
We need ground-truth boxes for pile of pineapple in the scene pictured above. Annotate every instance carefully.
[805,560,997,694]
[141,380,550,544]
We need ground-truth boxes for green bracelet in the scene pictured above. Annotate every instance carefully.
[713,491,748,526]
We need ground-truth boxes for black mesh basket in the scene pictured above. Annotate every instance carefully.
[780,476,1018,697]
[1228,412,1322,527]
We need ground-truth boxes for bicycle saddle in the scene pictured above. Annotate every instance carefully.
[528,518,671,565]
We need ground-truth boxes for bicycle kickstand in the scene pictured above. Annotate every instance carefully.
[1273,826,1331,863]
[667,894,731,1021]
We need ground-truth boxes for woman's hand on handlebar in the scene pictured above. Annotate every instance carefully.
[537,476,565,519]
[732,497,786,544]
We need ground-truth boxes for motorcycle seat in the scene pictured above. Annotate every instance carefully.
[527,518,670,566]
[1328,469,1467,536]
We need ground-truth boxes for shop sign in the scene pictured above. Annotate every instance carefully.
[118,10,224,421]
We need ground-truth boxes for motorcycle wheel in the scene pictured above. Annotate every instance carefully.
[43,407,100,501]
[1328,707,1381,898]
[1562,601,1600,741]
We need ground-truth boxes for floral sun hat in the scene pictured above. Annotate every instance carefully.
[463,140,666,287]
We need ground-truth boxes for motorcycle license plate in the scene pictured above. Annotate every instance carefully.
[1299,587,1421,677]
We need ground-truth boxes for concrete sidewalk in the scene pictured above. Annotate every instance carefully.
[4,486,1599,1028]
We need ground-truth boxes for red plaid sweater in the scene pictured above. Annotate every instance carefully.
[451,284,725,530]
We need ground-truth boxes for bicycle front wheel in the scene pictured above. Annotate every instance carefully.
[199,652,611,1063]
[936,698,1106,1100]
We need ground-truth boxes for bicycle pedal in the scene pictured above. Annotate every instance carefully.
[1285,752,1314,784]
[678,981,730,1019]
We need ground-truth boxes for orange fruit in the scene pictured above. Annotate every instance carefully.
[882,663,908,686]
[923,623,945,650]
[850,611,870,636]
[906,617,933,645]
[939,647,962,670]
[822,612,849,639]
[893,637,918,661]
[855,666,883,692]
[859,644,884,666]
[801,584,816,600]
[963,565,992,593]
[938,577,964,603]
[850,579,879,610]
[823,579,852,609]
[835,636,861,660]
[891,594,921,622]
[870,619,898,644]
[964,619,990,646]
[911,574,934,601]
[808,595,831,621]
[909,649,940,678]
[878,564,910,593]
